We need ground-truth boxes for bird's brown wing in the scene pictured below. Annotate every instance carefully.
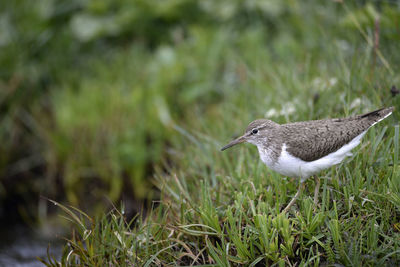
[281,116,374,162]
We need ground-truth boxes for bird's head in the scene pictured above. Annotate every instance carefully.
[221,119,278,151]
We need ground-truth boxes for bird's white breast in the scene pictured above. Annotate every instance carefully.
[257,130,367,181]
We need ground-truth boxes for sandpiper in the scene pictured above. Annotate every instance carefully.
[221,107,394,212]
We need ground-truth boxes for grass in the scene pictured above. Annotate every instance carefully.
[42,121,400,266]
[37,1,400,266]
[43,60,400,266]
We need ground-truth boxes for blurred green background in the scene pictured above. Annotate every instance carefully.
[1,0,399,224]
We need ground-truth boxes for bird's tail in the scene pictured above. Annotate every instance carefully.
[360,107,394,118]
[360,107,394,125]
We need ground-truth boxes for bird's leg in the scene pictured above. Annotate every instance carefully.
[313,176,320,210]
[283,181,305,213]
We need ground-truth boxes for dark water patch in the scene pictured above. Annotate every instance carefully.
[0,225,63,267]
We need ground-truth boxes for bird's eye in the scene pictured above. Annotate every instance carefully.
[251,128,258,134]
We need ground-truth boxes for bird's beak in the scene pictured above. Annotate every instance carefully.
[221,135,247,151]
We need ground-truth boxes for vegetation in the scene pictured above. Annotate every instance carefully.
[1,0,399,266]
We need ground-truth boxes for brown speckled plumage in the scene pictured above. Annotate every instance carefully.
[243,107,394,162]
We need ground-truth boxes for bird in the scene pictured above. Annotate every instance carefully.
[221,107,394,212]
